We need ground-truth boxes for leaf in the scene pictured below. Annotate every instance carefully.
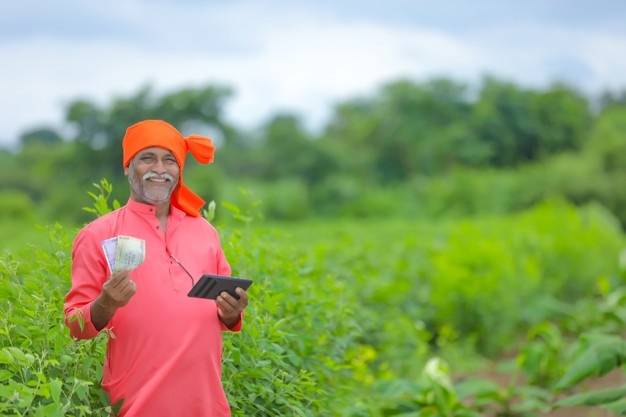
[49,378,63,404]
[455,378,500,401]
[556,336,626,390]
[556,384,626,407]
[603,398,626,415]
[515,385,553,402]
[34,402,64,417]
[0,347,35,367]
[68,309,86,333]
[204,200,216,222]
[0,348,12,365]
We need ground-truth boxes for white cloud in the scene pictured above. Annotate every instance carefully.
[1,2,626,146]
[0,15,482,145]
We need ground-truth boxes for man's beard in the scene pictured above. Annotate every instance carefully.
[129,170,176,204]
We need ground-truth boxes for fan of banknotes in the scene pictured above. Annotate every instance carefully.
[101,235,146,273]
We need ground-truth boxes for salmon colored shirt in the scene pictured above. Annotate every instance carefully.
[64,199,241,417]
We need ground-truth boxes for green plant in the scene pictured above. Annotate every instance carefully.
[82,179,121,217]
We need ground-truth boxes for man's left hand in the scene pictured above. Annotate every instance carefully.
[217,287,248,328]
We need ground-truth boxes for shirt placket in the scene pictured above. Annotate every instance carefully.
[163,215,192,294]
[141,207,183,293]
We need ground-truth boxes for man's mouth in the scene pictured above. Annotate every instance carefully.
[146,177,170,183]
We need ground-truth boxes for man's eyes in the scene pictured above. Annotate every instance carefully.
[139,156,176,163]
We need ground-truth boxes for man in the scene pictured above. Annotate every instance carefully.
[64,119,248,417]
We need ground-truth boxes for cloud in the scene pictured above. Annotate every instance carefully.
[0,12,482,144]
[1,1,626,146]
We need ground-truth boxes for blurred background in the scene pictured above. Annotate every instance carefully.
[3,1,626,416]
[2,0,626,227]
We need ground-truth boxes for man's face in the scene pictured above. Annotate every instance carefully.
[125,147,180,205]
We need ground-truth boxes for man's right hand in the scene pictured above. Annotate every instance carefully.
[91,270,136,330]
[100,270,137,309]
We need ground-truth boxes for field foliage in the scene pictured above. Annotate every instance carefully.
[1,186,625,415]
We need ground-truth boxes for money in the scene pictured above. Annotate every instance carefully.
[101,235,145,273]
[114,236,145,272]
[101,237,118,272]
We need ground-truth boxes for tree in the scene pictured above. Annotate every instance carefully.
[532,83,591,154]
[322,78,475,181]
[257,114,333,184]
[64,84,234,181]
[471,77,591,166]
[19,126,62,148]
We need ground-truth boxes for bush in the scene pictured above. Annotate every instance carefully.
[261,178,310,220]
[0,225,113,416]
[0,186,370,416]
[0,191,35,220]
[1,182,623,416]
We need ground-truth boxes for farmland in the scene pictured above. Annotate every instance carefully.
[2,197,625,416]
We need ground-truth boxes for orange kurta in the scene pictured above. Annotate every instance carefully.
[64,199,240,417]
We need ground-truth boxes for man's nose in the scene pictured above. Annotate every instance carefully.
[153,159,167,174]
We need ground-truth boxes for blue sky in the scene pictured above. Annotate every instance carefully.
[1,0,625,146]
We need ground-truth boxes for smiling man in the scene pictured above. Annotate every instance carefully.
[64,119,248,417]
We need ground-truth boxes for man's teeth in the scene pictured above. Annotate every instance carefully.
[147,178,168,182]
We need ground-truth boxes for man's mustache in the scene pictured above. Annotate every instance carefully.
[143,171,175,182]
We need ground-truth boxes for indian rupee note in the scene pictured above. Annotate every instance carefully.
[113,235,145,272]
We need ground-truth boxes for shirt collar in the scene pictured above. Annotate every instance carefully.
[126,198,186,219]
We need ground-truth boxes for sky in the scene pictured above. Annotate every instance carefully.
[1,0,626,147]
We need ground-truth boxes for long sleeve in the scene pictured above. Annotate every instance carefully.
[214,232,243,332]
[216,246,231,276]
[64,228,109,339]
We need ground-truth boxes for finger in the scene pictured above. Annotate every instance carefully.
[218,292,238,309]
[117,280,136,301]
[216,294,235,312]
[216,295,236,314]
[115,278,135,295]
[235,288,248,307]
[124,280,137,295]
[108,270,126,281]
[217,304,234,320]
[109,271,130,288]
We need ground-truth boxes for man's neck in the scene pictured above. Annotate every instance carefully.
[154,202,170,221]
[152,201,170,232]
[130,195,170,226]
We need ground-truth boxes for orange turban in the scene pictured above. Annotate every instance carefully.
[122,119,215,217]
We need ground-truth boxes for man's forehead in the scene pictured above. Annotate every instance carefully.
[136,147,175,157]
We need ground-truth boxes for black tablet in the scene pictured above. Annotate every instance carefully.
[187,274,253,300]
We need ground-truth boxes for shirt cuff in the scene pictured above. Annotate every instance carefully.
[66,302,101,340]
[220,312,243,332]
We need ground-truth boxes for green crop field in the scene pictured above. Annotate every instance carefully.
[2,194,626,416]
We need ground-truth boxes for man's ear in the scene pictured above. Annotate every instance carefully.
[124,167,129,176]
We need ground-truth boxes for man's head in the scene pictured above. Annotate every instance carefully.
[121,120,215,216]
[125,147,180,205]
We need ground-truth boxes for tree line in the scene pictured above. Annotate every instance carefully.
[3,76,626,223]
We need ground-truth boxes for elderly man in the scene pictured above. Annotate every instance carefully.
[64,119,248,417]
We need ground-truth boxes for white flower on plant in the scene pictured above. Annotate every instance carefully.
[423,357,453,391]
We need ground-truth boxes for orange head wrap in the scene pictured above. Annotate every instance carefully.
[122,119,215,217]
